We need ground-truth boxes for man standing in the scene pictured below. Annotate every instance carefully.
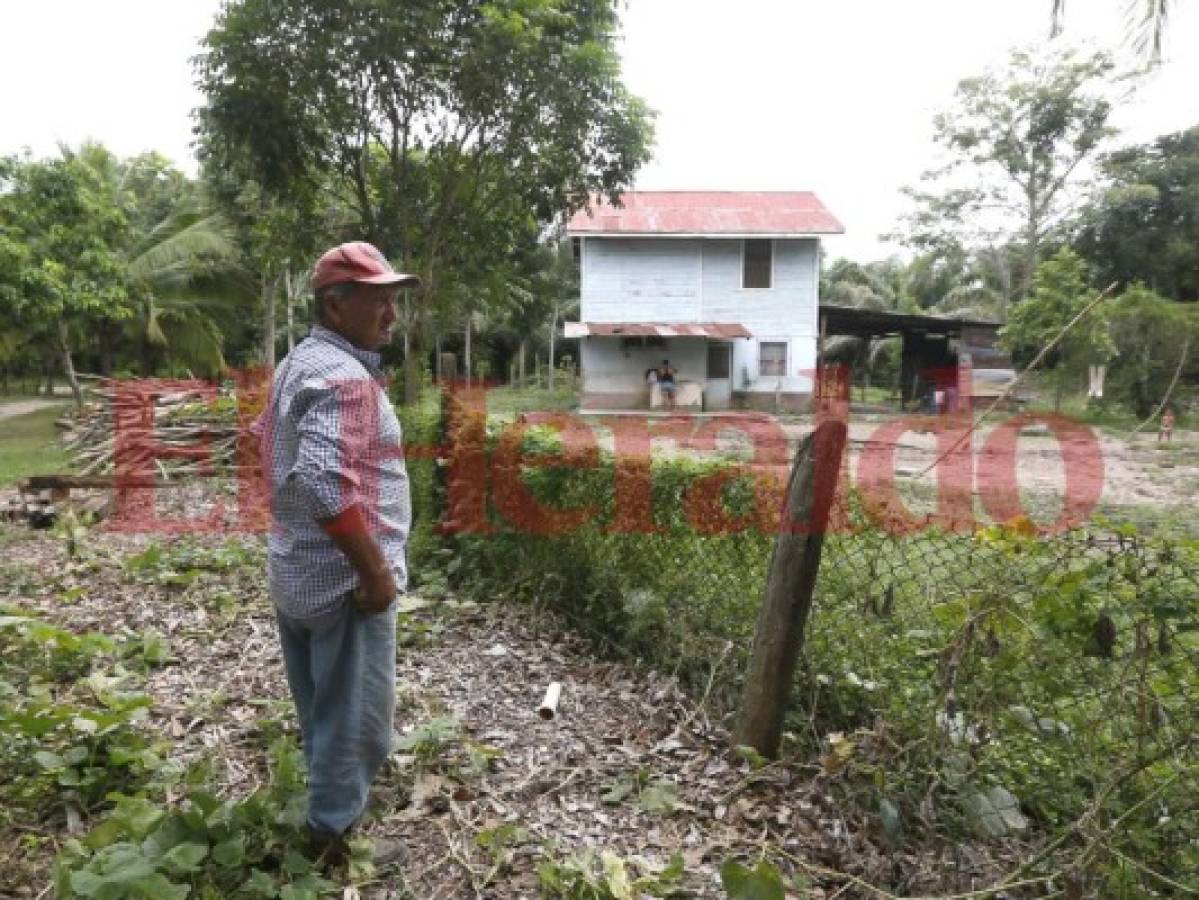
[657,359,677,410]
[259,241,417,866]
[1160,407,1176,443]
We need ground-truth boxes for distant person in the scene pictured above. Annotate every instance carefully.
[1159,408,1176,443]
[657,359,677,409]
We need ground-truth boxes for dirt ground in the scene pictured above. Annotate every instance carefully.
[834,418,1198,512]
[582,412,1197,530]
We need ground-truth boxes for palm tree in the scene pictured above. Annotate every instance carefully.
[124,203,253,377]
[1051,0,1173,63]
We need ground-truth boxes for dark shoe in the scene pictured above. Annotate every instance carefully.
[305,826,408,871]
[304,825,349,868]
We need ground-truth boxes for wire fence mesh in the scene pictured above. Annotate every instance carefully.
[435,383,1199,892]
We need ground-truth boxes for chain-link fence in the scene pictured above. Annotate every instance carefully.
[430,386,1199,894]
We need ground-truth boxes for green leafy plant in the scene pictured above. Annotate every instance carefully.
[55,738,334,899]
[601,770,680,815]
[123,538,262,587]
[538,849,684,899]
[394,716,460,766]
[720,858,798,900]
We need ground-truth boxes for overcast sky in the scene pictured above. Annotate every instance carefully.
[2,0,1197,261]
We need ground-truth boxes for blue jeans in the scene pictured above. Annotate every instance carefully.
[275,598,396,835]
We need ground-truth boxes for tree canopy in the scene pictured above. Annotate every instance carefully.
[0,146,133,405]
[1000,247,1114,408]
[195,0,654,283]
[1074,125,1199,302]
[893,48,1121,299]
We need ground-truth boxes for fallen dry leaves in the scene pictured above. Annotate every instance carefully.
[0,483,1025,899]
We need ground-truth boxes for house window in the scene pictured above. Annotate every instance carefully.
[743,239,773,289]
[759,341,787,377]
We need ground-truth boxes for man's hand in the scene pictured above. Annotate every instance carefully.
[319,504,397,615]
[353,566,397,615]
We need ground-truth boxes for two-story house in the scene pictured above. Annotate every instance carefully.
[564,191,844,412]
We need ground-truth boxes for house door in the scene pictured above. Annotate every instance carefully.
[705,342,732,410]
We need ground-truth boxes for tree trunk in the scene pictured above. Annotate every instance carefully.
[518,338,527,385]
[464,312,472,388]
[549,302,558,391]
[140,302,156,376]
[97,322,114,375]
[285,269,296,355]
[1054,345,1067,413]
[403,316,422,406]
[734,419,848,757]
[262,274,277,369]
[1022,175,1039,299]
[56,320,83,411]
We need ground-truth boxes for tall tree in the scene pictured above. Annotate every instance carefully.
[999,247,1114,410]
[1074,125,1199,302]
[1105,284,1198,416]
[894,48,1121,299]
[196,0,654,402]
[0,147,133,408]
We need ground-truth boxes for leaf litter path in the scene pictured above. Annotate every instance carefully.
[2,521,1003,898]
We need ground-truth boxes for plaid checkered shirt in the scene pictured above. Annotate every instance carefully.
[258,324,411,619]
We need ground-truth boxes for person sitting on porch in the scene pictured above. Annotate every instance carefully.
[657,360,677,409]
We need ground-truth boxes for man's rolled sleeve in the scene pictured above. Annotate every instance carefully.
[287,380,366,521]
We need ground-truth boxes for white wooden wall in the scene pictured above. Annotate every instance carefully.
[581,239,702,323]
[580,338,707,393]
[579,237,819,395]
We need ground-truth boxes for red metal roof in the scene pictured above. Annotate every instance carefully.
[563,322,752,339]
[567,191,844,236]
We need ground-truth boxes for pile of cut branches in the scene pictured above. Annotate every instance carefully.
[60,381,241,479]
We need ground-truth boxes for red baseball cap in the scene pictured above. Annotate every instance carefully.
[312,241,421,291]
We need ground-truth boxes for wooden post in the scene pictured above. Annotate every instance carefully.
[734,418,848,757]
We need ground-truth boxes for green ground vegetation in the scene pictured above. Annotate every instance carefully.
[439,407,1199,894]
[0,403,73,486]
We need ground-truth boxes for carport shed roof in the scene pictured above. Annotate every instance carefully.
[819,304,1001,338]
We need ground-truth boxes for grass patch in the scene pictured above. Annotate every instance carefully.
[0,403,72,486]
[485,384,579,418]
[847,383,900,405]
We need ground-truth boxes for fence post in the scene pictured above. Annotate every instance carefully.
[734,417,847,758]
